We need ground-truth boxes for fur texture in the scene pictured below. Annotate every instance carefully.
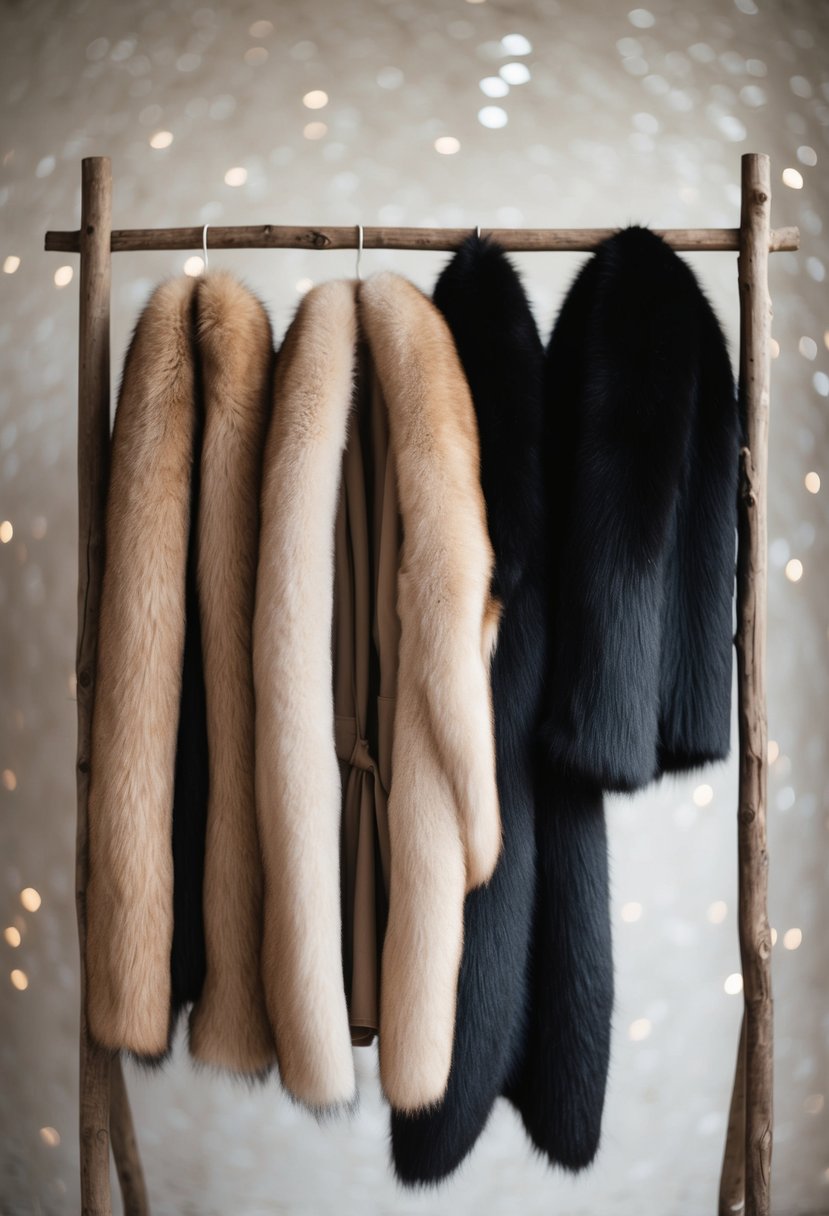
[504,772,612,1170]
[86,276,198,1057]
[390,236,546,1180]
[254,272,499,1114]
[187,272,277,1074]
[539,226,739,792]
[254,280,360,1110]
[363,273,500,1113]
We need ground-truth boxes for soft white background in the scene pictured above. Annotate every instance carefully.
[1,0,827,1213]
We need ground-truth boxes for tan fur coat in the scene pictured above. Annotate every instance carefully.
[254,271,500,1113]
[85,272,275,1073]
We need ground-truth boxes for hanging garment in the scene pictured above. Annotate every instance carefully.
[538,225,740,793]
[390,236,548,1183]
[507,226,738,1171]
[86,272,276,1074]
[253,272,500,1114]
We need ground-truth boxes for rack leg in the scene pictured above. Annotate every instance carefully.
[727,150,774,1216]
[719,1014,746,1214]
[76,154,114,1216]
[110,1055,150,1214]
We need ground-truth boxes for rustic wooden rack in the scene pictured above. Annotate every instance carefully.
[45,152,795,1216]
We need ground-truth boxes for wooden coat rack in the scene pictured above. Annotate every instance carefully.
[45,152,796,1216]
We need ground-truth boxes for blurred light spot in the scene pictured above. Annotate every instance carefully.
[149,130,173,149]
[776,785,795,811]
[799,336,817,359]
[628,8,655,27]
[480,76,509,97]
[771,927,778,945]
[2,769,16,790]
[621,901,643,923]
[434,136,461,155]
[782,167,803,189]
[244,46,268,65]
[768,739,780,763]
[303,90,328,109]
[740,85,766,107]
[4,927,21,947]
[629,1017,652,1041]
[176,53,201,72]
[693,783,714,807]
[183,256,204,277]
[224,167,247,186]
[807,258,825,283]
[501,33,532,54]
[478,106,508,128]
[707,900,728,924]
[31,516,47,539]
[783,927,802,950]
[0,520,12,542]
[797,145,817,166]
[377,67,403,89]
[500,62,530,84]
[20,888,41,912]
[770,337,780,358]
[3,256,20,274]
[785,558,803,582]
[303,122,327,140]
[10,969,28,990]
[249,20,274,38]
[804,471,820,494]
[40,1127,60,1147]
[717,115,746,141]
[734,0,758,12]
[54,266,73,288]
[724,972,743,995]
[790,75,812,98]
[804,1094,824,1115]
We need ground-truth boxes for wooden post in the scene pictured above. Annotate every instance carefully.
[110,1056,150,1215]
[76,155,114,1216]
[733,150,774,1215]
[719,1016,746,1214]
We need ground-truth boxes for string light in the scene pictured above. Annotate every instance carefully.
[20,888,41,912]
[724,973,743,995]
[2,769,16,790]
[10,969,28,991]
[783,928,802,950]
[629,1018,652,1041]
[54,266,73,287]
[40,1127,60,1146]
[224,167,247,186]
[3,255,20,274]
[434,136,461,155]
[3,927,21,947]
[149,131,173,149]
[621,901,643,922]
[707,901,728,924]
[303,90,328,109]
[804,471,820,493]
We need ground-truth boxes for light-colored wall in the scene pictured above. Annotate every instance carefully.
[1,1,826,1212]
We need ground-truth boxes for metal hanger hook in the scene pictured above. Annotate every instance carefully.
[202,223,210,272]
[356,223,364,281]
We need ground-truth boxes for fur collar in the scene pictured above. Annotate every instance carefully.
[254,271,499,1113]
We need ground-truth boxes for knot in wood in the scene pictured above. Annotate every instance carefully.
[310,230,330,249]
[78,669,92,688]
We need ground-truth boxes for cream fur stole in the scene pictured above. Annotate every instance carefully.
[254,272,500,1113]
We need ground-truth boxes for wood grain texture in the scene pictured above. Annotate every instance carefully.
[734,150,774,1216]
[110,1056,150,1215]
[44,223,800,254]
[76,155,115,1216]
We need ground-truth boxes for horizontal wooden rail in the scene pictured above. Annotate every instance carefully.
[44,223,800,254]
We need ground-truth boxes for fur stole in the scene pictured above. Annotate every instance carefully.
[253,272,499,1113]
[85,273,275,1072]
[391,236,546,1182]
[539,226,739,792]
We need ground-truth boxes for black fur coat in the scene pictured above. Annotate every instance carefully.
[391,228,738,1185]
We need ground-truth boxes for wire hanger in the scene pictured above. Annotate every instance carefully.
[355,224,363,281]
[202,223,210,273]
